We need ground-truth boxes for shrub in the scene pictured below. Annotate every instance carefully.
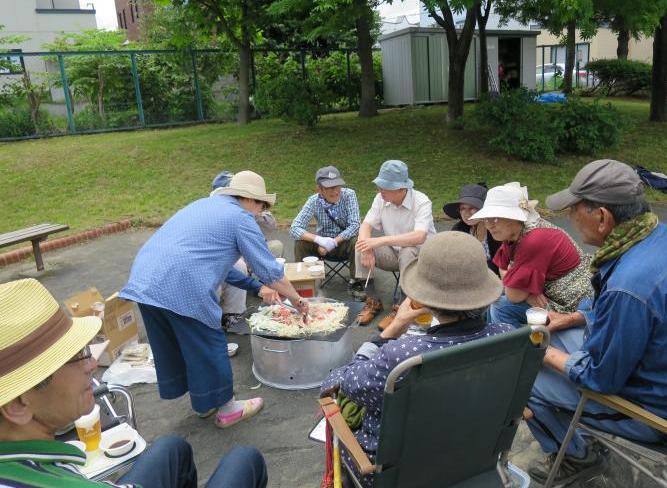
[557,98,621,154]
[0,107,37,138]
[473,88,622,162]
[473,89,563,163]
[586,59,652,97]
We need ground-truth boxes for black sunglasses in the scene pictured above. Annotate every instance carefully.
[65,345,93,364]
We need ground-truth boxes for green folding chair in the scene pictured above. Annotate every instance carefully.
[320,325,549,488]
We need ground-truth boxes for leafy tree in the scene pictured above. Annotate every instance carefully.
[651,13,667,122]
[496,0,596,94]
[269,0,380,117]
[422,0,480,125]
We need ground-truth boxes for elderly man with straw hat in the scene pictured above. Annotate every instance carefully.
[320,232,511,487]
[120,171,309,429]
[0,279,268,488]
[351,160,436,327]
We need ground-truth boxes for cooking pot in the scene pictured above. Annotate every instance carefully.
[250,297,356,390]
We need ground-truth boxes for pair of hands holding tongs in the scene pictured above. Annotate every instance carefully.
[278,298,311,324]
[257,282,310,324]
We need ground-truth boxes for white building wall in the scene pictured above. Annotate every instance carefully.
[521,36,536,89]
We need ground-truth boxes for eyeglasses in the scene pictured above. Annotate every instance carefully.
[65,345,93,364]
[253,200,269,211]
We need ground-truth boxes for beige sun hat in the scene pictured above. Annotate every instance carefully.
[210,170,276,207]
[0,279,101,407]
[400,232,502,311]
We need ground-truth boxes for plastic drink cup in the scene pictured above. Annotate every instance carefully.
[75,404,101,451]
[410,300,433,327]
[525,307,548,325]
[276,257,286,268]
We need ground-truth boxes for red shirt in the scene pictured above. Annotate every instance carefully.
[492,228,581,295]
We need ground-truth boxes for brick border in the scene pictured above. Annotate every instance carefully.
[0,220,133,268]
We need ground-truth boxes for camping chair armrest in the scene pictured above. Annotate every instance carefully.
[318,397,375,476]
[581,389,667,435]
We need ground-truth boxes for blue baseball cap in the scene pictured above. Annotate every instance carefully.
[211,171,234,190]
[372,160,414,190]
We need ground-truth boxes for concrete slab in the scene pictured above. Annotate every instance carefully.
[1,204,665,487]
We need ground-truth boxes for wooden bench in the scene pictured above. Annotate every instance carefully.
[0,224,69,271]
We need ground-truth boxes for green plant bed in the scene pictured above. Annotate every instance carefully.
[0,99,665,234]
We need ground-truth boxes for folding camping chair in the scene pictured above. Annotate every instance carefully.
[322,256,351,287]
[320,325,550,488]
[544,389,667,488]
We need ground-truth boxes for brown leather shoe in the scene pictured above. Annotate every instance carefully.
[356,297,383,325]
[377,305,399,331]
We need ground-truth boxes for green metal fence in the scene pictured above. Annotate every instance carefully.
[0,47,372,141]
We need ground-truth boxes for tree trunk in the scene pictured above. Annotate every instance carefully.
[97,66,105,120]
[476,1,492,94]
[563,20,576,94]
[447,51,466,123]
[650,14,667,122]
[237,1,251,124]
[354,0,377,117]
[21,69,41,133]
[616,27,629,60]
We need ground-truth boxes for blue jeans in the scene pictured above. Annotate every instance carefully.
[119,436,268,488]
[526,328,665,458]
[489,295,595,329]
[138,303,234,413]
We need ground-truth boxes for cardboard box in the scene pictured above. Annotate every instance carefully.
[284,261,325,298]
[64,288,139,366]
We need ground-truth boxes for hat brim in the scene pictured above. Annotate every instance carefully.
[318,177,345,188]
[211,187,277,207]
[0,315,101,406]
[443,197,484,220]
[400,257,502,311]
[468,204,527,222]
[546,188,581,211]
[372,177,414,190]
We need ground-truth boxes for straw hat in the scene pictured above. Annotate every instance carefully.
[210,170,276,207]
[400,232,502,311]
[469,182,540,223]
[0,279,101,406]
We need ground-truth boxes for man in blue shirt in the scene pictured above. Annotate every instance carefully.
[121,171,309,429]
[290,166,360,279]
[525,160,667,485]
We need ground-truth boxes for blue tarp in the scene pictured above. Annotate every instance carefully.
[536,93,567,103]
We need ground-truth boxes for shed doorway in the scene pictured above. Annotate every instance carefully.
[498,37,521,90]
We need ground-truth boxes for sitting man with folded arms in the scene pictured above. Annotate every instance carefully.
[352,160,435,327]
[0,278,268,488]
[525,160,667,486]
[290,166,360,279]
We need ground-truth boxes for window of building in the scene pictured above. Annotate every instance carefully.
[0,49,24,75]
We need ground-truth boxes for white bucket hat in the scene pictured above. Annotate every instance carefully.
[210,170,276,207]
[469,182,539,223]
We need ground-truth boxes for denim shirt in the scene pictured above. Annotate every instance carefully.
[565,224,667,418]
[121,196,283,329]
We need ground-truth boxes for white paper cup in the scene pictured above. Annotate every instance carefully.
[526,307,548,325]
[276,257,286,267]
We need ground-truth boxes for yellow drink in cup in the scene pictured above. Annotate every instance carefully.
[410,301,433,327]
[75,404,101,451]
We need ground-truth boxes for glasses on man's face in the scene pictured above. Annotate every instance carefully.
[66,345,93,365]
[254,200,268,212]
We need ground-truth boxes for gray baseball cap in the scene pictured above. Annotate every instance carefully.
[546,159,644,211]
[316,166,346,188]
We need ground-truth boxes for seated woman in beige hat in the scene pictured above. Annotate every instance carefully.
[468,182,593,329]
[0,279,268,488]
[320,232,511,488]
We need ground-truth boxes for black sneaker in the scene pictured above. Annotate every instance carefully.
[528,445,605,486]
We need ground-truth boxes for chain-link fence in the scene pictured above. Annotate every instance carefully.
[0,47,378,141]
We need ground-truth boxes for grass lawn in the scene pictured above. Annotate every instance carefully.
[1,98,666,235]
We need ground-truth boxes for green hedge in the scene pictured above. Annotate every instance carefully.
[473,88,622,163]
[586,59,652,97]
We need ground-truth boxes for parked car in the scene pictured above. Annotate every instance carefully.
[536,63,592,89]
